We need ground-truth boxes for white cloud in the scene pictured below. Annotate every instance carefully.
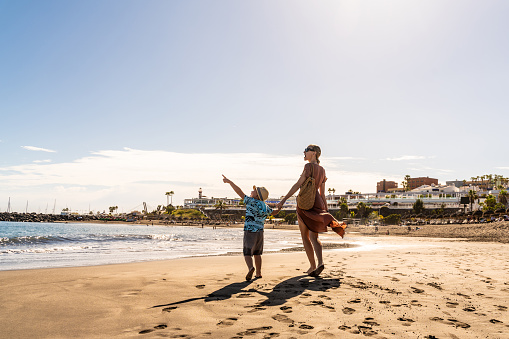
[21,146,56,153]
[384,155,429,161]
[407,166,454,174]
[33,160,52,163]
[496,167,509,170]
[0,148,385,212]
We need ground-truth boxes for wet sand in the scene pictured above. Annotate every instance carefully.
[1,234,508,338]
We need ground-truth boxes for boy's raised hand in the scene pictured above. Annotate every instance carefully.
[222,174,232,184]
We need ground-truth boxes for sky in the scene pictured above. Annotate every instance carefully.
[1,0,508,213]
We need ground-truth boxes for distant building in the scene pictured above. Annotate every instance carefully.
[410,184,459,194]
[183,188,295,209]
[407,177,438,190]
[184,188,241,209]
[446,180,465,188]
[376,179,398,193]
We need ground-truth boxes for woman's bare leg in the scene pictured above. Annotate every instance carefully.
[298,215,316,273]
[309,231,323,267]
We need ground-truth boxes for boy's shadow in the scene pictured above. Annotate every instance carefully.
[151,280,255,308]
[151,275,340,309]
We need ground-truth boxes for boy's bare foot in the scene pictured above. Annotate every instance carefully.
[306,267,316,275]
[254,275,262,279]
[245,267,255,281]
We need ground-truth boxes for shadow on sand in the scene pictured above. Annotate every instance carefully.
[151,275,341,309]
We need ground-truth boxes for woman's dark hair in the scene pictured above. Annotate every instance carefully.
[307,144,321,164]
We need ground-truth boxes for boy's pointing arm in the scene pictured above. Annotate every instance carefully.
[222,175,245,199]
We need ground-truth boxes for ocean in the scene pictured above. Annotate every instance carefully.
[0,221,305,271]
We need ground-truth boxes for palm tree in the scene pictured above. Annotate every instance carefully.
[165,191,174,206]
[499,190,508,207]
[468,190,478,211]
[413,199,425,214]
[403,175,411,191]
[214,200,227,221]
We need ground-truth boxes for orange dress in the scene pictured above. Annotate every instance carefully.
[296,163,346,237]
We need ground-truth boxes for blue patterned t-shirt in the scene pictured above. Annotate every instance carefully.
[243,195,273,232]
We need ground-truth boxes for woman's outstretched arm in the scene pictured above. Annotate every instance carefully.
[276,173,307,211]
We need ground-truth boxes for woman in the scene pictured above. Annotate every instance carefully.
[275,144,346,277]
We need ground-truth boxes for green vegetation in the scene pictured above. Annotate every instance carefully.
[379,206,391,217]
[334,203,349,220]
[413,199,425,214]
[480,194,505,212]
[384,214,401,225]
[499,190,508,207]
[284,213,298,225]
[468,190,478,211]
[171,209,206,220]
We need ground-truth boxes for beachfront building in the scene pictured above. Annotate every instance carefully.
[407,177,439,190]
[326,183,468,210]
[183,189,297,210]
[184,188,241,209]
[376,180,398,193]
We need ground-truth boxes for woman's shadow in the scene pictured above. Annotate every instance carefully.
[151,275,341,309]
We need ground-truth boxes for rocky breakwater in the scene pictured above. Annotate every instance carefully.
[0,212,99,223]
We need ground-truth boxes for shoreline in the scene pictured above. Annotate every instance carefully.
[1,235,508,338]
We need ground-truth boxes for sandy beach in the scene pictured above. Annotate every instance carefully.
[1,231,509,338]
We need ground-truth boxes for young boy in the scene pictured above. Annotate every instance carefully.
[222,174,277,281]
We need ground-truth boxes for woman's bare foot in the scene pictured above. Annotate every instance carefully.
[306,266,316,275]
[310,264,325,277]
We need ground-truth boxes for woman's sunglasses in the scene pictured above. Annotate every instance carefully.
[304,147,314,153]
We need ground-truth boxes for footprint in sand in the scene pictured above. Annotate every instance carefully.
[162,306,177,313]
[236,326,273,336]
[363,318,379,326]
[489,319,503,324]
[342,307,356,315]
[299,324,314,330]
[398,317,415,325]
[139,324,167,334]
[195,284,205,289]
[430,317,470,329]
[357,325,378,336]
[280,306,292,313]
[316,330,335,337]
[411,287,424,293]
[217,318,238,327]
[246,306,266,313]
[272,314,294,324]
[410,300,422,307]
[495,305,507,311]
[463,306,476,312]
[426,282,443,290]
[446,301,459,308]
[348,298,362,304]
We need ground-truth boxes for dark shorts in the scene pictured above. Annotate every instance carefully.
[243,230,264,256]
